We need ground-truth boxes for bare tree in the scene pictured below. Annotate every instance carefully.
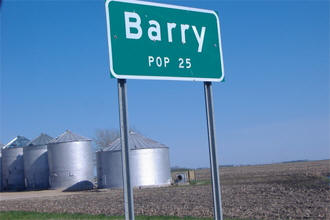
[94,129,119,150]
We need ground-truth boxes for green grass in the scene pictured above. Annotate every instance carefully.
[0,211,244,220]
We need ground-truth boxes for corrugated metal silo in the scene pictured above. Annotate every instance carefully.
[23,133,53,190]
[47,130,94,191]
[97,131,171,189]
[0,143,4,191]
[2,136,30,191]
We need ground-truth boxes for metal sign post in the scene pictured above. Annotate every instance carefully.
[117,79,135,220]
[204,81,223,220]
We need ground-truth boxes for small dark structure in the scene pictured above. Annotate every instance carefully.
[172,170,196,184]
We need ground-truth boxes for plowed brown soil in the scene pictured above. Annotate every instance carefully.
[0,160,329,219]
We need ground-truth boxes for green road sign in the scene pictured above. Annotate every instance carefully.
[105,0,225,82]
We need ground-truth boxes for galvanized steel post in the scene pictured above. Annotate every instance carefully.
[204,81,223,220]
[117,79,135,220]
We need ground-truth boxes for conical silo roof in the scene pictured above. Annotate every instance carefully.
[0,143,3,155]
[27,133,53,147]
[103,131,168,151]
[3,136,30,149]
[49,130,91,144]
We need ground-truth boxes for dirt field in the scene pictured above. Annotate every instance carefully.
[0,160,329,219]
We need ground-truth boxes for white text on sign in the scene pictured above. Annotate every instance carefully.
[148,56,191,69]
[124,12,206,53]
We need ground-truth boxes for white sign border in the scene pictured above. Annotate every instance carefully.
[105,0,225,82]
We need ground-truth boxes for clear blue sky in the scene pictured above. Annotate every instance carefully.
[1,0,329,168]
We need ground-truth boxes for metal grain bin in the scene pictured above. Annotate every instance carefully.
[47,130,94,191]
[97,131,171,189]
[23,133,53,190]
[2,136,30,191]
[0,143,4,191]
